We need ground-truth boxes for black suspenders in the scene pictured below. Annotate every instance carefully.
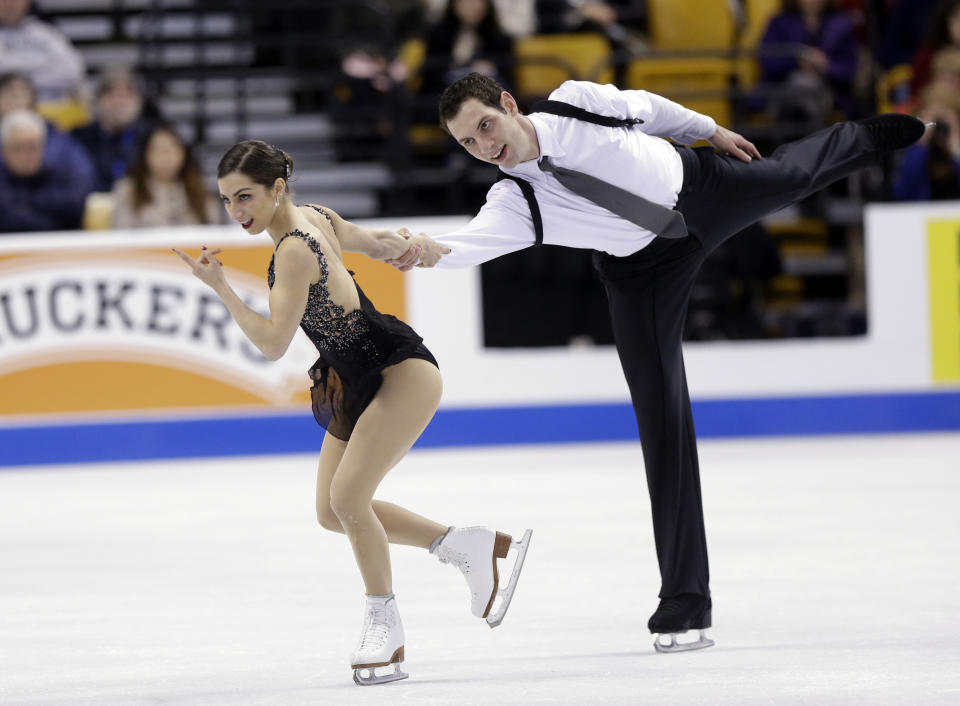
[531,100,645,128]
[496,173,545,245]
[497,99,644,246]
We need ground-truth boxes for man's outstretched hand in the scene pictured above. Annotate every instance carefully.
[709,125,762,162]
[387,229,450,271]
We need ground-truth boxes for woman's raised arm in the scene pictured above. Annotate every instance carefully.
[173,241,314,360]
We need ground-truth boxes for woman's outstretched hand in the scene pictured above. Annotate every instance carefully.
[172,246,226,289]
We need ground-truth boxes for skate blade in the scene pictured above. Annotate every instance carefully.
[653,629,715,653]
[352,662,409,686]
[485,529,532,628]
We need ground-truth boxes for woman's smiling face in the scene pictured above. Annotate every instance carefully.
[218,171,277,234]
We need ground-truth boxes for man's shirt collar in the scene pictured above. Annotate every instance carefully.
[503,113,565,175]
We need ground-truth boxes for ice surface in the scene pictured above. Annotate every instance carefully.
[2,434,959,705]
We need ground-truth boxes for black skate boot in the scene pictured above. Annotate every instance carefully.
[647,593,714,653]
[858,113,926,152]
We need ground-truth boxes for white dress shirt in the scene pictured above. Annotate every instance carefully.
[435,81,717,267]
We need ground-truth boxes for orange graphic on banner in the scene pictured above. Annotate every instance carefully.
[0,233,407,419]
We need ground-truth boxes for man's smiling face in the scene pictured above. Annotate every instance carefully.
[445,94,537,169]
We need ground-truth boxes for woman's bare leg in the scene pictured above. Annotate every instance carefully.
[316,433,448,549]
[326,358,447,595]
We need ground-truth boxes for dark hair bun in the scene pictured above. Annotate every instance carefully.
[217,140,294,191]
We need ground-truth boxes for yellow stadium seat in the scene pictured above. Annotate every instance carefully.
[765,217,829,256]
[83,192,115,230]
[397,37,427,92]
[626,57,734,127]
[514,33,613,100]
[646,0,736,50]
[36,98,90,132]
[395,38,449,151]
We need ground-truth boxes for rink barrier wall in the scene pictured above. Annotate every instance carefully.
[3,390,960,467]
[2,203,959,466]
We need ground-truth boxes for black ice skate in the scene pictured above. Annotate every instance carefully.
[647,593,714,653]
[858,113,926,153]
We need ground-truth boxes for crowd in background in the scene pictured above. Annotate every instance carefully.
[1,0,958,236]
[0,0,222,233]
[331,0,960,195]
[0,0,958,346]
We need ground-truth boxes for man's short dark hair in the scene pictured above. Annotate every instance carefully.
[438,72,507,133]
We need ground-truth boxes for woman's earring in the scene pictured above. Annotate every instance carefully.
[275,196,280,207]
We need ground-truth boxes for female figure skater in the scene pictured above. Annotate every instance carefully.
[173,140,531,686]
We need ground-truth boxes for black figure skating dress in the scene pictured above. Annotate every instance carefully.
[267,208,437,441]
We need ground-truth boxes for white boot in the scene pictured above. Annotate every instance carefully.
[431,526,533,627]
[350,593,408,686]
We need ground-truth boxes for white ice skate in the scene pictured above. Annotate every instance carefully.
[350,594,408,686]
[432,526,533,628]
[653,630,715,653]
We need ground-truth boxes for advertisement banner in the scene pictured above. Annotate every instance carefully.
[0,229,406,420]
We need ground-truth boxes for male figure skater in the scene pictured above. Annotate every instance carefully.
[390,73,926,651]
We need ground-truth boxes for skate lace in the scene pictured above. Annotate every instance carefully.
[438,547,471,574]
[357,605,390,653]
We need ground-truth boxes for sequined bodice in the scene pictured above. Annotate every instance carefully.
[267,206,425,385]
[267,219,376,367]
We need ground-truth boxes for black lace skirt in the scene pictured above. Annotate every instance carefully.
[308,343,437,441]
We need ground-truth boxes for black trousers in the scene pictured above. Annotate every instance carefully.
[592,120,881,599]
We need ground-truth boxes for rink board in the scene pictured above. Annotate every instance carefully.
[1,203,959,466]
[3,391,960,466]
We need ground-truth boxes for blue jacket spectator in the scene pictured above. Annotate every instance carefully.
[0,109,95,233]
[893,142,960,200]
[758,0,859,121]
[71,66,158,192]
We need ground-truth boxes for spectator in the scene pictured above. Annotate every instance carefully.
[110,123,221,228]
[426,0,537,37]
[909,0,960,99]
[492,0,536,37]
[894,52,960,201]
[757,0,859,124]
[535,1,648,83]
[0,0,86,104]
[536,0,646,44]
[0,70,86,131]
[0,72,35,116]
[0,109,95,233]
[0,73,97,192]
[420,0,514,98]
[326,3,426,161]
[71,66,158,192]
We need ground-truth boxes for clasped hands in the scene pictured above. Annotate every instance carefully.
[386,228,450,271]
[385,124,761,273]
